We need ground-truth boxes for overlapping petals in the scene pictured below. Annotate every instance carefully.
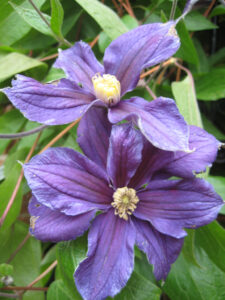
[24,123,223,300]
[24,147,112,215]
[54,42,104,92]
[77,107,111,169]
[108,97,189,151]
[107,123,143,188]
[129,138,173,189]
[158,125,220,178]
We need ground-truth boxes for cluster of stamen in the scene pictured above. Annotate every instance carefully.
[111,187,139,221]
[92,73,121,106]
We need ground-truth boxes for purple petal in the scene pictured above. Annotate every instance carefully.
[134,218,183,280]
[54,41,104,93]
[77,107,111,169]
[177,0,199,22]
[107,123,143,188]
[3,75,96,125]
[75,209,135,300]
[158,125,220,179]
[108,97,189,152]
[24,147,112,216]
[134,179,223,238]
[129,138,174,189]
[29,196,95,242]
[104,21,180,95]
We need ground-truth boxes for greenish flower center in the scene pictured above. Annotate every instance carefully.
[111,187,139,221]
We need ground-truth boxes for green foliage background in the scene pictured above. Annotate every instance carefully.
[0,0,225,299]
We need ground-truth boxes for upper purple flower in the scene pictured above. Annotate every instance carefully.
[3,21,190,152]
[24,108,223,300]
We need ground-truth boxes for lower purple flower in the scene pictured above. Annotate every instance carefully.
[24,114,223,300]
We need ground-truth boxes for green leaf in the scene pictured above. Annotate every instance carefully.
[0,263,14,276]
[182,230,200,267]
[209,47,225,66]
[98,31,112,53]
[202,114,225,140]
[210,4,225,17]
[195,222,225,273]
[195,68,225,101]
[73,0,128,40]
[0,221,44,300]
[192,39,209,74]
[207,176,225,214]
[41,245,57,269]
[12,28,55,50]
[172,76,203,127]
[98,13,137,54]
[207,176,225,200]
[40,245,57,286]
[0,148,28,231]
[184,11,218,31]
[134,249,157,283]
[50,0,64,37]
[0,110,25,154]
[44,67,66,83]
[175,20,199,65]
[0,173,22,231]
[0,0,46,46]
[114,271,161,300]
[122,15,138,30]
[56,235,87,299]
[164,249,225,300]
[0,52,47,82]
[10,1,53,37]
[47,280,75,300]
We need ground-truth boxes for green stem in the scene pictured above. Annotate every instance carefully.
[0,124,48,139]
[28,0,72,47]
[170,0,178,20]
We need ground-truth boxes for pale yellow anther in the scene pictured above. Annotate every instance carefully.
[112,187,139,221]
[92,73,121,106]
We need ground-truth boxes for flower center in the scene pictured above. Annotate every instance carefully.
[111,187,139,221]
[92,73,120,106]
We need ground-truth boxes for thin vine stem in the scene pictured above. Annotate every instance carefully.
[170,0,178,20]
[39,118,81,154]
[0,292,18,298]
[140,58,175,79]
[145,85,157,99]
[17,260,57,297]
[28,0,72,47]
[203,0,216,17]
[27,260,58,288]
[0,124,48,139]
[7,233,31,263]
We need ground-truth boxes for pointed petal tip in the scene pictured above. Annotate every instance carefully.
[17,160,24,167]
[109,97,190,153]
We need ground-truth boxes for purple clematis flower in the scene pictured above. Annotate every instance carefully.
[3,21,190,152]
[24,108,223,300]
